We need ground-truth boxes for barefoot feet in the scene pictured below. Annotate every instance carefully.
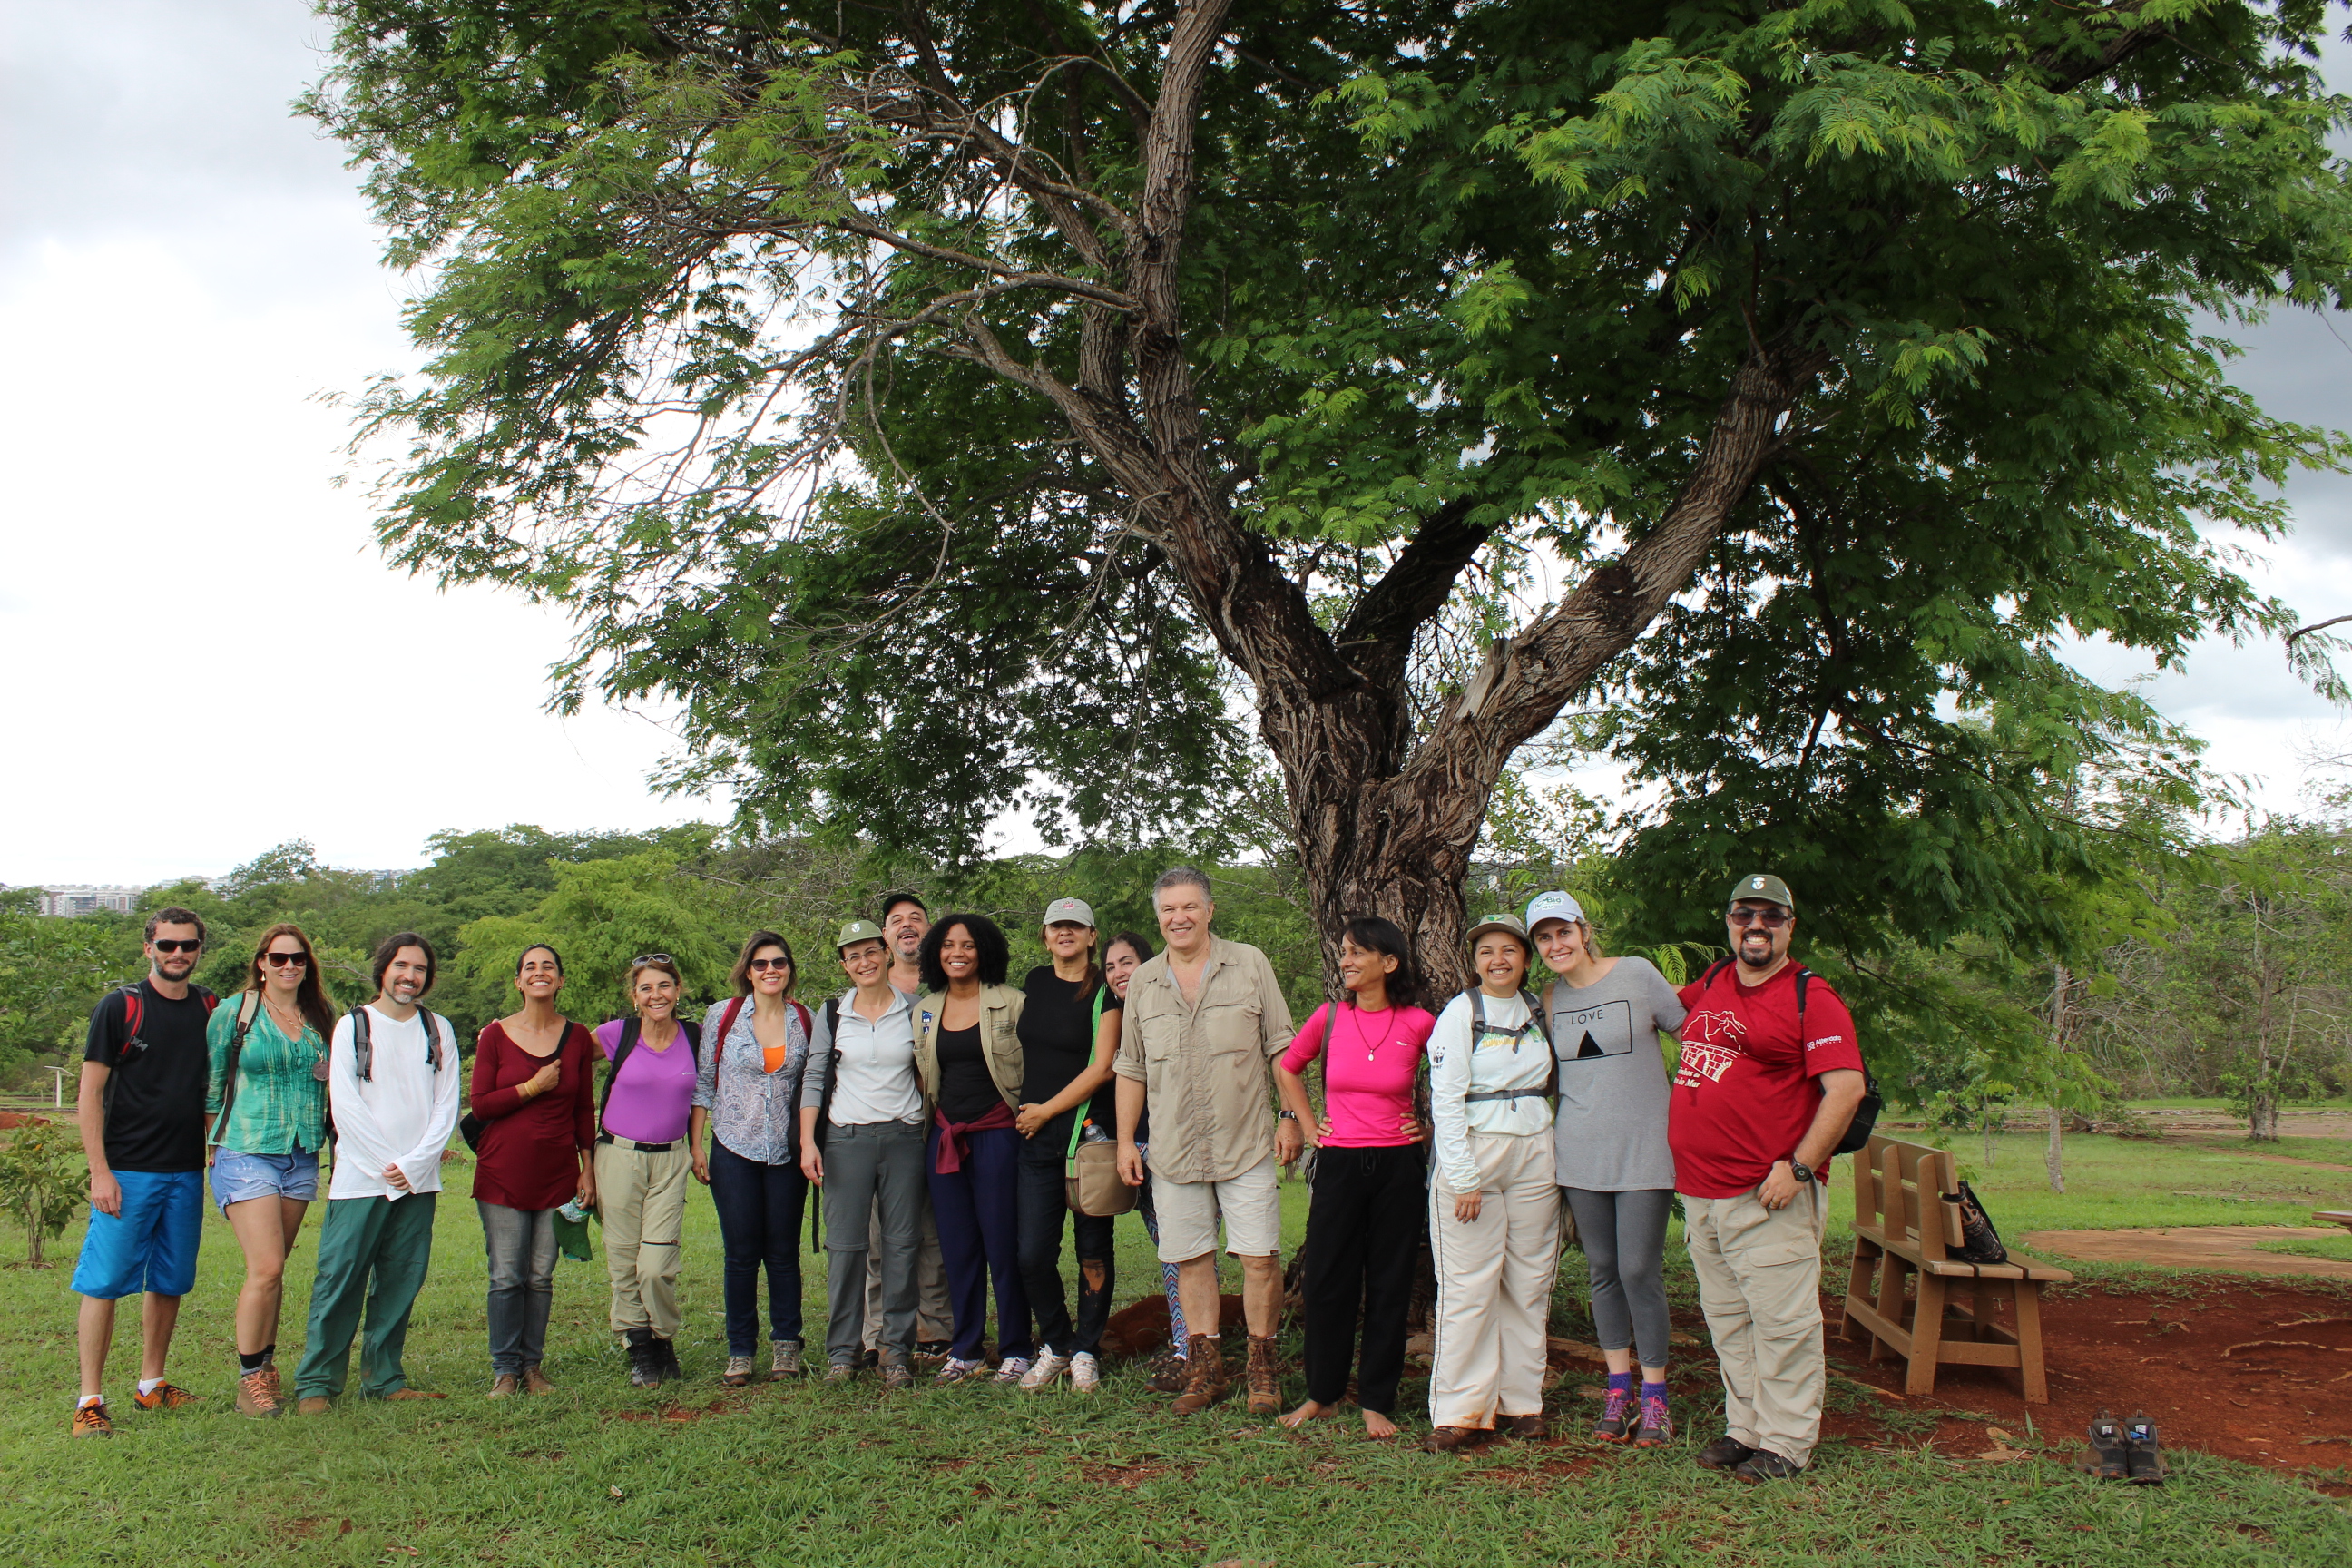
[1361,1408,1397,1439]
[1279,1398,1334,1430]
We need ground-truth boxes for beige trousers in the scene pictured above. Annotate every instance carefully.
[1683,1180,1828,1465]
[1428,1130,1560,1431]
[864,1192,953,1349]
[593,1139,691,1338]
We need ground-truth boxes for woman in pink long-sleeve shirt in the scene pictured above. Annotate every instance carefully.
[1273,916,1436,1438]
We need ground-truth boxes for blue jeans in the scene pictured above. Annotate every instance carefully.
[707,1139,808,1357]
[927,1124,1032,1362]
[477,1200,557,1376]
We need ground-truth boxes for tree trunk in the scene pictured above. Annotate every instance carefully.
[2043,963,2068,1194]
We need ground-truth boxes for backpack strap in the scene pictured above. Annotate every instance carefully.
[208,991,265,1145]
[115,982,145,1063]
[808,995,846,1254]
[600,1015,643,1126]
[353,1004,374,1082]
[713,996,749,1068]
[420,1011,445,1072]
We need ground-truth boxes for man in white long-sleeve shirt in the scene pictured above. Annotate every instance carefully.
[291,935,462,1413]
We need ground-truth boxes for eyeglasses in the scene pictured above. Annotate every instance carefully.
[748,957,792,973]
[631,953,674,966]
[1726,906,1792,929]
[152,939,201,954]
[262,950,309,967]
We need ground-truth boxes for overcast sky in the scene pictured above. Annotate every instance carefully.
[4,3,2349,889]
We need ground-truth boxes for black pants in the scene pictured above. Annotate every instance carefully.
[1301,1142,1426,1414]
[1014,1153,1115,1357]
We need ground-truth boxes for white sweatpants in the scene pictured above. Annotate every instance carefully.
[1427,1130,1560,1430]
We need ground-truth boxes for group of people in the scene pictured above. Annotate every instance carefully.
[64,869,1867,1486]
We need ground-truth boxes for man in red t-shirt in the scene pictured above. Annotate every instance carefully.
[1670,874,1867,1483]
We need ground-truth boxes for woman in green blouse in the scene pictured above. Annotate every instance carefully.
[206,922,336,1417]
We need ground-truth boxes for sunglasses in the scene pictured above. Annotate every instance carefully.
[632,953,674,966]
[152,938,201,954]
[1726,906,1792,929]
[262,950,310,967]
[749,957,792,973]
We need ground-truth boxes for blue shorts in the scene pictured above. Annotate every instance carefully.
[211,1149,321,1214]
[71,1169,203,1299]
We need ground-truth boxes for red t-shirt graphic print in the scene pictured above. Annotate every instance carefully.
[1669,963,1863,1200]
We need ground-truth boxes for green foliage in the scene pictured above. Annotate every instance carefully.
[0,1119,80,1267]
[455,853,739,1028]
[0,890,131,1086]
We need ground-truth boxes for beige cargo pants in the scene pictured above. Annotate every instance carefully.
[593,1139,692,1338]
[1683,1179,1828,1466]
[1427,1130,1561,1431]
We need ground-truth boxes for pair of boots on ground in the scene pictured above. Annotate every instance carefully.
[622,1327,682,1387]
[1157,1331,1279,1414]
[2080,1411,2167,1485]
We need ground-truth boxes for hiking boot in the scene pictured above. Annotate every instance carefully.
[1590,1386,1636,1443]
[721,1355,756,1387]
[1171,1335,1229,1416]
[769,1341,801,1380]
[626,1328,661,1387]
[1732,1450,1806,1484]
[1021,1351,1071,1391]
[1697,1435,1757,1473]
[1145,1349,1190,1393]
[1245,1336,1281,1416]
[993,1357,1034,1386]
[2078,1410,2128,1479]
[936,1357,988,1384]
[261,1363,284,1406]
[825,1361,857,1384]
[880,1362,915,1391]
[489,1375,522,1399]
[236,1368,283,1418]
[1633,1392,1674,1448]
[132,1381,199,1411]
[1422,1426,1488,1454]
[522,1365,555,1396]
[2123,1412,2167,1485]
[1069,1352,1102,1393]
[657,1338,683,1381]
[71,1400,113,1437]
[296,1396,331,1416]
[1501,1413,1549,1442]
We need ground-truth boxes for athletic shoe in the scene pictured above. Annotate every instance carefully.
[1633,1393,1674,1448]
[993,1357,1034,1386]
[1732,1450,1805,1484]
[71,1400,113,1437]
[769,1341,801,1380]
[236,1368,283,1418]
[935,1357,988,1384]
[880,1363,915,1391]
[2079,1410,2128,1479]
[1590,1387,1635,1443]
[720,1356,756,1388]
[132,1381,199,1411]
[1020,1352,1070,1390]
[1069,1352,1101,1392]
[914,1339,953,1364]
[1696,1435,1756,1473]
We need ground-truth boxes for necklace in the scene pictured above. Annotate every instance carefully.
[263,996,306,1037]
[1350,1002,1399,1062]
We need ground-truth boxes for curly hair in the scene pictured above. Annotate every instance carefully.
[917,913,1010,991]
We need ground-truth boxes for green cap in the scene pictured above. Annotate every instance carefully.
[835,918,886,954]
[1728,873,1794,910]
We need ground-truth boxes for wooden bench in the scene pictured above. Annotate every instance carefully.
[2317,1210,2352,1234]
[1837,1134,2073,1402]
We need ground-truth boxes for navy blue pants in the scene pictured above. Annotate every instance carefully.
[707,1139,808,1357]
[926,1124,1033,1362]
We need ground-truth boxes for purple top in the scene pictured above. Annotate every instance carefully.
[593,1018,699,1144]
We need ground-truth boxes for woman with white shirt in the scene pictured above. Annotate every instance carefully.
[799,919,927,1388]
[1425,912,1561,1453]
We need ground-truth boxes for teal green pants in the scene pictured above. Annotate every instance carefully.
[295,1193,437,1399]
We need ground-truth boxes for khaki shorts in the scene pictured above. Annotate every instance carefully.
[1150,1155,1281,1261]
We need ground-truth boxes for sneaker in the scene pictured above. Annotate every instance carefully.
[825,1361,857,1384]
[2079,1410,2128,1480]
[880,1362,915,1391]
[1590,1387,1635,1443]
[914,1339,953,1364]
[1069,1352,1101,1392]
[2123,1412,2167,1486]
[132,1381,198,1412]
[769,1341,801,1380]
[1697,1434,1756,1472]
[1019,1352,1070,1391]
[935,1357,988,1384]
[71,1399,113,1438]
[1633,1393,1674,1448]
[236,1368,283,1418]
[1732,1450,1805,1484]
[993,1357,1034,1386]
[720,1356,756,1388]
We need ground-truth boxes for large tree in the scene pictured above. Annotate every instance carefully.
[311,0,2351,992]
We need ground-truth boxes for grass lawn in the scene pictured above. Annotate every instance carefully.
[1886,1131,2351,1238]
[5,1147,2349,1565]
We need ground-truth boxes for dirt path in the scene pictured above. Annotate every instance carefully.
[2023,1225,2352,1279]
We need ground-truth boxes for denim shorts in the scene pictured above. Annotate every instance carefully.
[211,1148,321,1213]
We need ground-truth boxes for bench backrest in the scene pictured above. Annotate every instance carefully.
[1854,1133,1965,1261]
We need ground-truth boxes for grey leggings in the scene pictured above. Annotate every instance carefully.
[1563,1186,1674,1369]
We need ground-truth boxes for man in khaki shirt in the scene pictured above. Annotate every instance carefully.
[1115,867,1298,1416]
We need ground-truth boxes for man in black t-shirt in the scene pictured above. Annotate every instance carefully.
[69,907,216,1436]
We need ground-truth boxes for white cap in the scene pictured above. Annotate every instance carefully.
[1042,897,1097,928]
[1524,890,1585,935]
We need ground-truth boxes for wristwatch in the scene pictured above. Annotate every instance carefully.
[1786,1158,1814,1185]
[1277,1110,1299,1122]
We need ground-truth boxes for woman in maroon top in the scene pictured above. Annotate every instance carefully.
[469,943,597,1396]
